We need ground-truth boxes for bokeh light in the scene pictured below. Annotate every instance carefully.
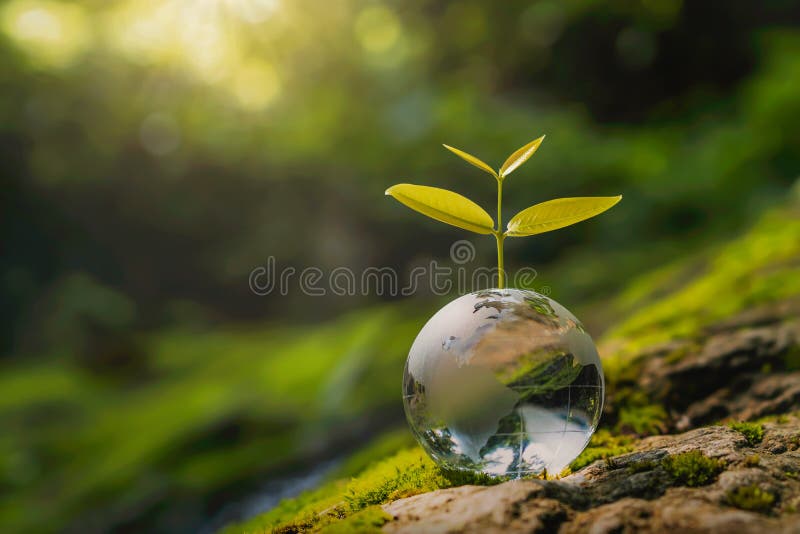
[1,0,90,67]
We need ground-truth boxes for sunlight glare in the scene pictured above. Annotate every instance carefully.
[1,0,90,67]
[106,0,283,107]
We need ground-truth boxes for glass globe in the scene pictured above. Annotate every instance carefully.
[403,289,604,478]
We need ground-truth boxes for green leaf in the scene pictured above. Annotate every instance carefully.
[386,184,495,234]
[442,144,497,178]
[506,195,622,237]
[499,135,545,178]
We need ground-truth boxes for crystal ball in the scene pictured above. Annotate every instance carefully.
[402,289,604,477]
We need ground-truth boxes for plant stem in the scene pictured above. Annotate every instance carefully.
[496,177,505,289]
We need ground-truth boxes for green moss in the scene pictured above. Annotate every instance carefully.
[328,429,416,480]
[343,448,455,509]
[439,468,506,486]
[568,430,634,472]
[607,388,669,437]
[616,404,669,436]
[602,209,800,368]
[227,445,503,533]
[729,422,765,446]
[229,481,343,533]
[726,485,776,514]
[627,460,658,474]
[612,260,697,315]
[319,506,392,533]
[663,451,725,487]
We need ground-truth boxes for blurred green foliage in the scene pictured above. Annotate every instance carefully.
[1,0,800,532]
[0,304,424,531]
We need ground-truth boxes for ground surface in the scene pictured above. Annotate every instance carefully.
[384,419,800,533]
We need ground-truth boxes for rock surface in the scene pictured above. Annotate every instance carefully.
[384,420,800,533]
[383,302,800,533]
[632,302,800,431]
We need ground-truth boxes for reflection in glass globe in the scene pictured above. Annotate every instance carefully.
[403,289,604,478]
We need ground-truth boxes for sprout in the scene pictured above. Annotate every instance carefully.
[386,136,621,288]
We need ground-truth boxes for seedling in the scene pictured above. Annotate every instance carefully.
[386,136,621,288]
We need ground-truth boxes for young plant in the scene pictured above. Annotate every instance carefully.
[386,136,621,288]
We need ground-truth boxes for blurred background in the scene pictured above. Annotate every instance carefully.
[2,0,800,532]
